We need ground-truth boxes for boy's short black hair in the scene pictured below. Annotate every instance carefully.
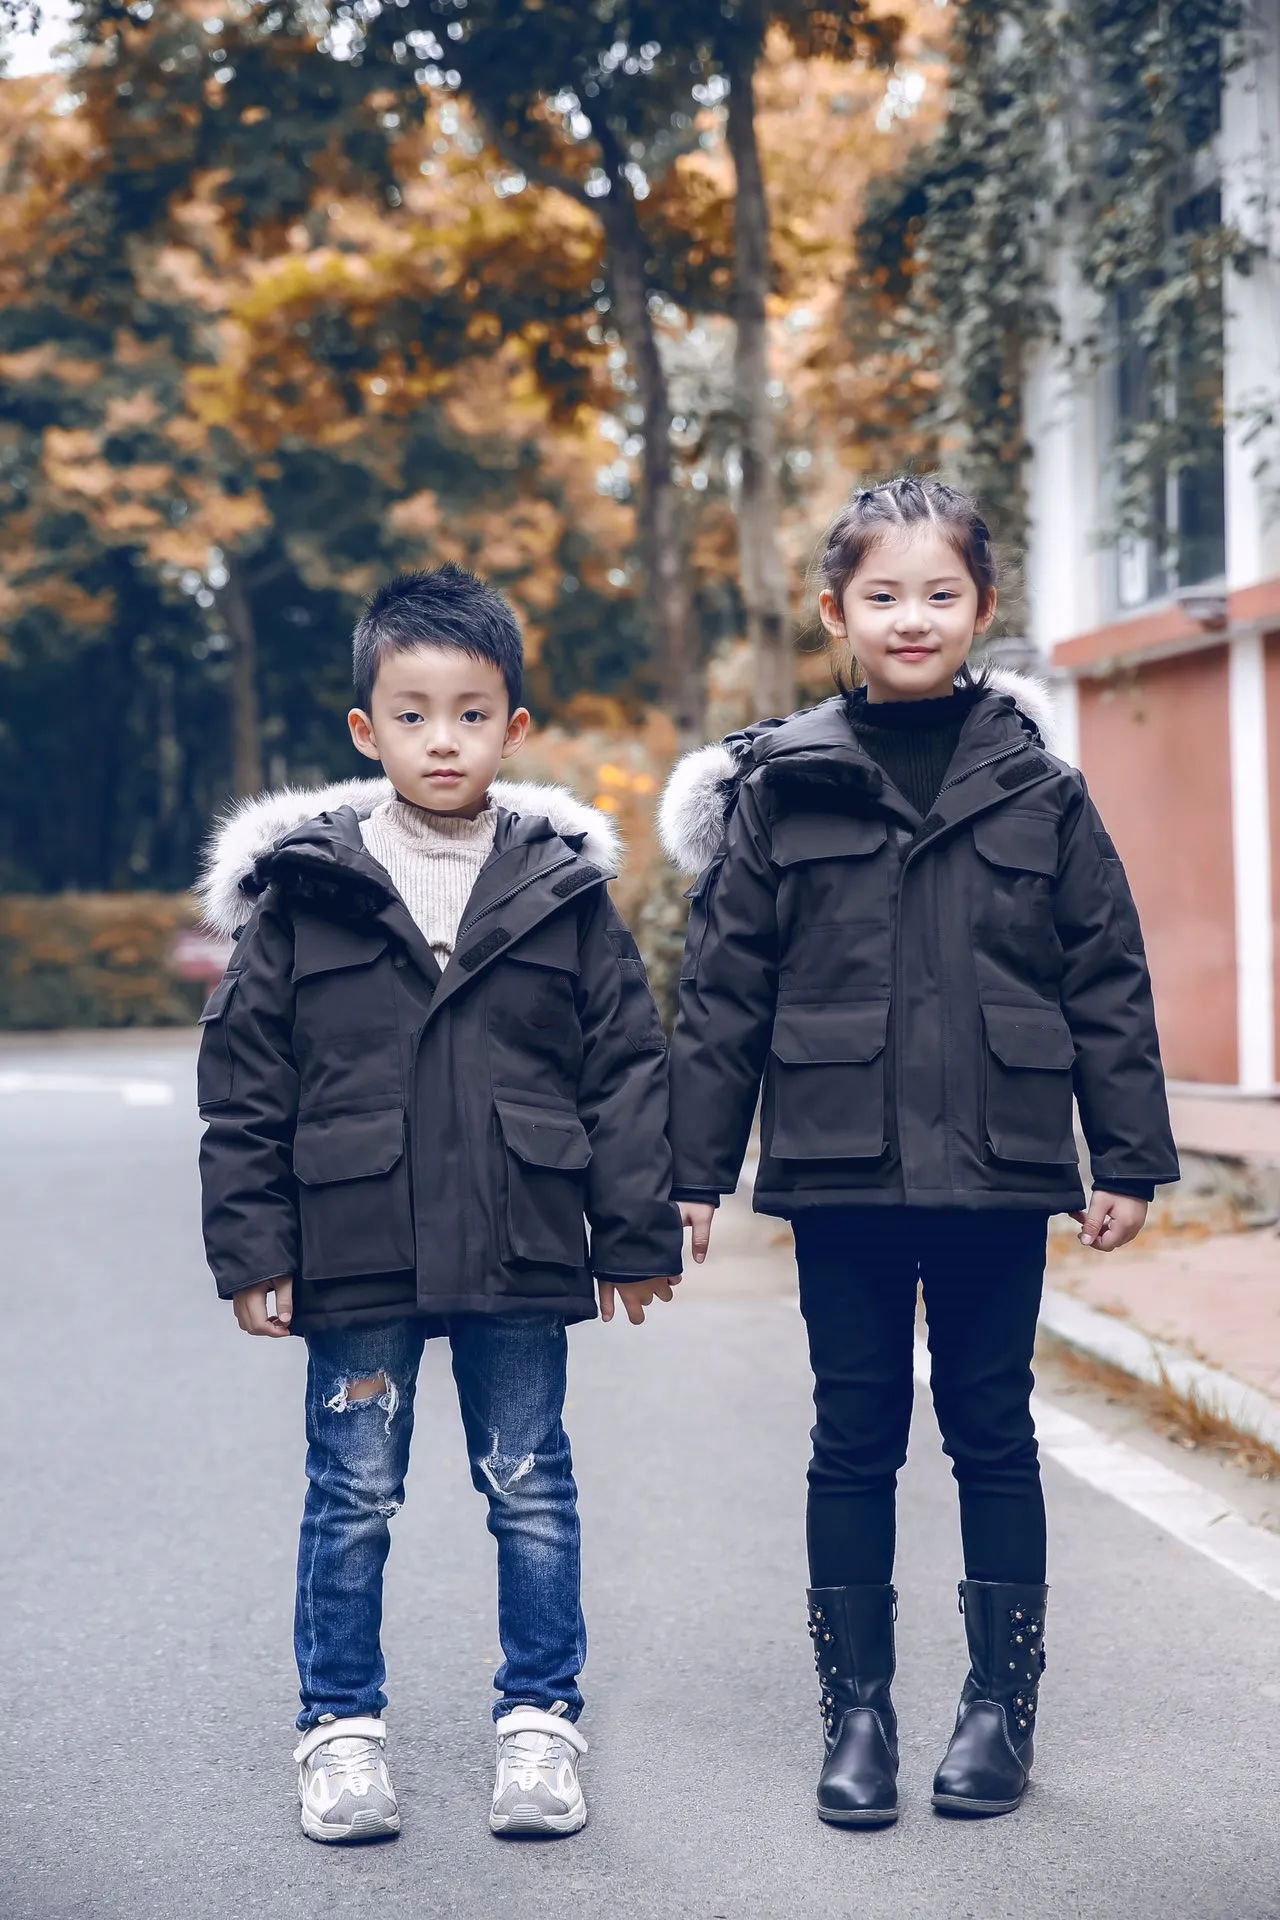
[352,564,524,713]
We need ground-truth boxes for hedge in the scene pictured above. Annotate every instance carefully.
[0,894,208,1029]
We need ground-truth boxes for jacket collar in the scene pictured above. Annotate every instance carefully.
[657,668,1063,871]
[426,809,609,1016]
[198,774,620,936]
[236,799,609,1006]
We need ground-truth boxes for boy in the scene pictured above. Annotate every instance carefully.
[196,564,682,1842]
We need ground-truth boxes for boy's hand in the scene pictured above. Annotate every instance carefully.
[680,1201,716,1264]
[598,1277,679,1326]
[1069,1191,1148,1253]
[233,1276,294,1336]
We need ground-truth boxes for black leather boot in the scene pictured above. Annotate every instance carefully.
[931,1580,1048,1816]
[807,1585,899,1826]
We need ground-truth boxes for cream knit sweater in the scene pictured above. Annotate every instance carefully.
[360,795,498,967]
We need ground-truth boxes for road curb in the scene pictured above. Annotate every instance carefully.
[1039,1286,1280,1456]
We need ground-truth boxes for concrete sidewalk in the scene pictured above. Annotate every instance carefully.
[1050,1227,1280,1402]
[1168,1088,1280,1163]
[1041,1089,1280,1446]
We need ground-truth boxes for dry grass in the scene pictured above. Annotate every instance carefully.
[1040,1333,1280,1483]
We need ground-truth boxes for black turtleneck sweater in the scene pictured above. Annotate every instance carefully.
[844,685,984,819]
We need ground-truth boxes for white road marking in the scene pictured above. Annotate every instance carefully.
[0,1071,175,1107]
[911,1340,1280,1603]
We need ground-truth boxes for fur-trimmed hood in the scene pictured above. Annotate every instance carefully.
[198,776,621,936]
[658,667,1064,874]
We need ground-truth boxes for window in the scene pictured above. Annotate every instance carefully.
[1109,186,1226,610]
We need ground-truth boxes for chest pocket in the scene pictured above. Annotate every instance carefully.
[291,915,400,1110]
[773,813,891,997]
[971,813,1059,876]
[773,812,888,868]
[488,909,583,1094]
[971,812,1059,967]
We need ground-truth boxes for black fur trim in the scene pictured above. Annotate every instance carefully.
[764,757,884,813]
[551,865,604,898]
[458,926,511,971]
[263,854,391,929]
[995,755,1048,791]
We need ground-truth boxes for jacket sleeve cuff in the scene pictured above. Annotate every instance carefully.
[594,1270,681,1283]
[1091,1178,1156,1202]
[671,1188,721,1206]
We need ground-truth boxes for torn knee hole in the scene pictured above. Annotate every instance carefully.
[323,1372,401,1433]
[345,1373,387,1403]
[479,1439,537,1498]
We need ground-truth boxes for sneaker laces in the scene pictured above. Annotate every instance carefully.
[315,1736,383,1794]
[500,1728,571,1786]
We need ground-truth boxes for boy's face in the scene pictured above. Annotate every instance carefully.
[348,644,529,818]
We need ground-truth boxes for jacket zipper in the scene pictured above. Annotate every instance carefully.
[457,853,578,935]
[891,739,1033,1193]
[935,739,1029,796]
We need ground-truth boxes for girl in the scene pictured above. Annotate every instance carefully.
[659,477,1177,1825]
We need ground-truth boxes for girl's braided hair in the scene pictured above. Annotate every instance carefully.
[818,476,998,694]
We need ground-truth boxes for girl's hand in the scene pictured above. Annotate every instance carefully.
[680,1202,716,1264]
[1069,1191,1148,1252]
[599,1277,679,1325]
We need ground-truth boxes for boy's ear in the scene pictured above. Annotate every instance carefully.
[348,708,381,763]
[501,707,531,760]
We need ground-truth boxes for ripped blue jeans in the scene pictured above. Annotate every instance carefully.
[295,1313,584,1731]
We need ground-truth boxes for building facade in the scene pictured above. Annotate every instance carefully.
[1025,10,1280,1090]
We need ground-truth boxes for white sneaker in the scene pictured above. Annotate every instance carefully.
[490,1704,588,1836]
[294,1716,400,1842]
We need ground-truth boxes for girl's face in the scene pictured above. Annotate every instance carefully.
[818,526,996,703]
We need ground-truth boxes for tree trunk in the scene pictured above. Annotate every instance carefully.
[219,557,263,798]
[598,179,705,744]
[725,27,794,720]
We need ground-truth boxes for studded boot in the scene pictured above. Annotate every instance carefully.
[931,1580,1048,1816]
[807,1585,899,1826]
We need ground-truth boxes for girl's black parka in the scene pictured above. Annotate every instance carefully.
[196,777,682,1333]
[659,669,1179,1217]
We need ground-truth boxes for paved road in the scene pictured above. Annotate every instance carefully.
[3,1032,1279,1920]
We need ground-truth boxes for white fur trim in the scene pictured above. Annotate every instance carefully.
[982,665,1063,757]
[656,669,1063,874]
[197,775,621,935]
[657,742,739,874]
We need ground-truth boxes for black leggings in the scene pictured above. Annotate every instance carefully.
[794,1208,1047,1588]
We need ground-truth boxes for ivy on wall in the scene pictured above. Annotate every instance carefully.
[857,0,1251,564]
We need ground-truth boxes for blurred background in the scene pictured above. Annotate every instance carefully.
[0,0,1276,1087]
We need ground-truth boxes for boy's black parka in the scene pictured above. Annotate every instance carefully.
[196,777,682,1333]
[659,669,1179,1216]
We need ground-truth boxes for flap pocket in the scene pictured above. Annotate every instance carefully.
[771,1001,890,1065]
[495,1097,592,1172]
[772,814,887,868]
[198,971,239,1023]
[294,1107,406,1186]
[292,916,387,982]
[983,1003,1075,1070]
[972,813,1059,876]
[506,914,581,973]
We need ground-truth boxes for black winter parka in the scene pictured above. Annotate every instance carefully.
[661,673,1179,1216]
[196,778,682,1332]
